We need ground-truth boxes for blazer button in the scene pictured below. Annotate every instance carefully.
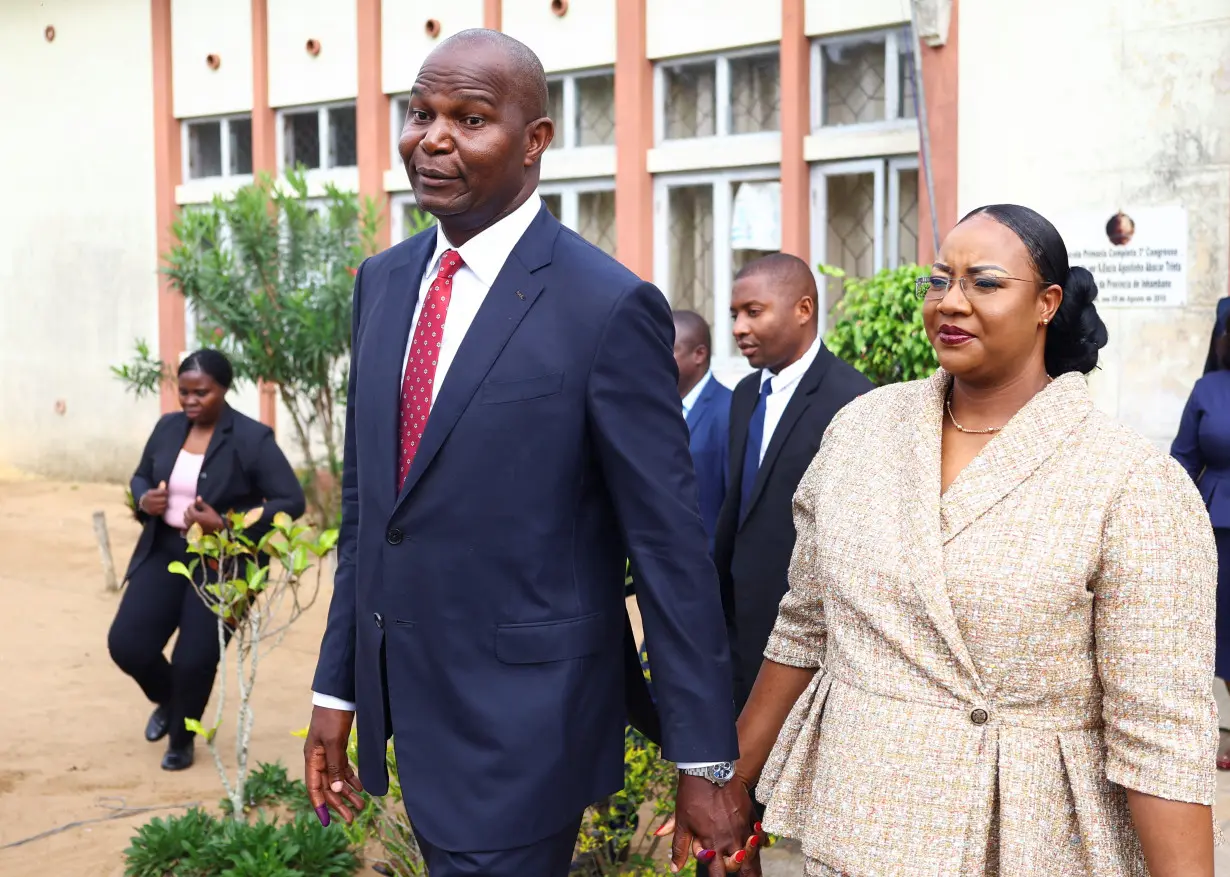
[386,527,403,545]
[373,612,384,629]
[970,708,989,726]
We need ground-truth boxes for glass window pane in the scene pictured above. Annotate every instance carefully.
[547,80,565,149]
[576,74,616,146]
[328,105,358,168]
[663,61,717,140]
[284,111,321,169]
[822,37,887,126]
[897,167,919,266]
[542,193,563,219]
[578,189,617,255]
[730,54,781,134]
[898,31,918,120]
[401,201,436,241]
[187,120,223,179]
[825,172,877,312]
[229,117,253,175]
[668,185,715,320]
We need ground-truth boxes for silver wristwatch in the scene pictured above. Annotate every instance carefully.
[681,762,735,787]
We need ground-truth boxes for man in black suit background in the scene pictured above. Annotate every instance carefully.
[715,254,872,713]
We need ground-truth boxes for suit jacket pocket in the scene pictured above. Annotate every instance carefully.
[495,610,611,664]
[478,371,565,405]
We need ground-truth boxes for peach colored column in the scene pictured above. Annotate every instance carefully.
[779,0,809,260]
[917,0,959,263]
[151,0,185,413]
[484,0,502,30]
[251,0,279,428]
[614,0,653,277]
[358,0,391,251]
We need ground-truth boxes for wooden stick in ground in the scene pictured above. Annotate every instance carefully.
[92,510,119,592]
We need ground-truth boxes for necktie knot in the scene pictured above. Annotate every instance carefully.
[759,379,774,400]
[438,249,463,280]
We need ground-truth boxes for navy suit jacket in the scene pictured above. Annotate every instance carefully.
[1172,370,1230,528]
[685,377,732,551]
[312,206,738,852]
[1203,297,1230,374]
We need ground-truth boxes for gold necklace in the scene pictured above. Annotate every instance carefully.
[946,395,1004,434]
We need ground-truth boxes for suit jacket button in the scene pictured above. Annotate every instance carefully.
[970,708,989,725]
[374,613,384,629]
[386,527,403,545]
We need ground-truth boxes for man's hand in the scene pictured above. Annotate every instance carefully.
[139,481,169,516]
[667,773,763,875]
[304,705,365,826]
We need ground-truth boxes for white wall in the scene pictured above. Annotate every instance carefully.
[0,0,161,481]
[171,0,253,118]
[647,0,780,59]
[502,0,616,72]
[957,0,1230,446]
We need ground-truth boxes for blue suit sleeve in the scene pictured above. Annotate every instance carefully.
[1170,385,1206,484]
[586,282,739,764]
[311,261,364,701]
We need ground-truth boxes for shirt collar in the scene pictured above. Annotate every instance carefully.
[759,335,822,395]
[427,191,543,289]
[681,370,713,416]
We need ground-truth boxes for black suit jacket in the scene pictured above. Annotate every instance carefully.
[127,405,306,579]
[714,343,872,710]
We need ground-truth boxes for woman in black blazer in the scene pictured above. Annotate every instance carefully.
[108,350,305,770]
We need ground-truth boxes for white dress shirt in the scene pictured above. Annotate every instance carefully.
[312,192,543,715]
[755,335,822,463]
[680,370,713,419]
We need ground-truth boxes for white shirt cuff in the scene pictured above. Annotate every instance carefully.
[312,691,357,712]
[676,761,724,770]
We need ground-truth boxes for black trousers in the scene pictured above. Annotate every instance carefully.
[108,523,231,748]
[413,815,582,877]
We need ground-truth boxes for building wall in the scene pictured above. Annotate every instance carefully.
[0,0,161,480]
[957,0,1230,446]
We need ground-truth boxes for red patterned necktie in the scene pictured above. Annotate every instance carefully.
[398,249,464,490]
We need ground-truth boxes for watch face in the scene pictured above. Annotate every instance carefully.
[713,763,735,782]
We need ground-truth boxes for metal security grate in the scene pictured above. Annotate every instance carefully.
[542,193,563,220]
[825,173,876,311]
[730,54,781,134]
[668,185,715,320]
[822,38,887,126]
[328,106,357,168]
[897,168,919,265]
[229,117,253,175]
[578,190,617,255]
[547,80,565,149]
[576,74,616,146]
[284,110,321,169]
[664,61,717,140]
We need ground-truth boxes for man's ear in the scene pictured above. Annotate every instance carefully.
[525,117,554,166]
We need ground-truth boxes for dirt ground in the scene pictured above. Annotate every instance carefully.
[0,476,332,876]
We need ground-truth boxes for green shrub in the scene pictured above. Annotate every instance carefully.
[219,761,314,817]
[822,262,938,385]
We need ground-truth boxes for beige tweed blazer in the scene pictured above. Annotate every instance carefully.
[757,369,1217,877]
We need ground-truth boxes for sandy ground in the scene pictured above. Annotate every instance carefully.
[0,475,1227,876]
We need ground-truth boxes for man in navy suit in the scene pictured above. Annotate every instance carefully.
[673,310,732,552]
[303,30,755,877]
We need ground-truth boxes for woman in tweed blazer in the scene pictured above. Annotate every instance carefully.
[727,205,1217,876]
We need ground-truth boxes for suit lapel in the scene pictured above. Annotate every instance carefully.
[368,236,436,505]
[727,377,759,504]
[686,378,720,435]
[738,347,835,529]
[940,372,1093,543]
[201,405,234,469]
[393,213,556,512]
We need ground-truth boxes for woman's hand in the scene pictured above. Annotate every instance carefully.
[138,481,169,516]
[184,496,225,534]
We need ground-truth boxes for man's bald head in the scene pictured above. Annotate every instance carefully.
[671,310,713,397]
[733,253,819,317]
[427,29,549,123]
[673,309,711,352]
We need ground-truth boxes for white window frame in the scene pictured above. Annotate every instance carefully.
[276,101,358,174]
[540,178,616,232]
[809,27,914,133]
[180,113,254,183]
[809,154,920,331]
[653,45,781,146]
[652,166,780,369]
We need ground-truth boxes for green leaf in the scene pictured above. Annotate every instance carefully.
[184,718,216,742]
[168,560,192,579]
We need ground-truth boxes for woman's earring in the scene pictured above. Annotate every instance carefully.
[1041,318,1050,325]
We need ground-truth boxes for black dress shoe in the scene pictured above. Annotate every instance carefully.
[144,705,170,743]
[161,744,195,771]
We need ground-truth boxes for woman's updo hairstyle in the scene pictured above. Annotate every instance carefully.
[178,348,234,390]
[959,204,1109,376]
